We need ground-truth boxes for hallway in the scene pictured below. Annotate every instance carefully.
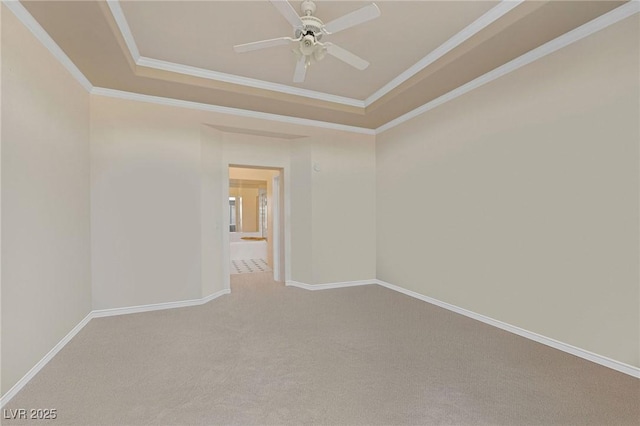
[230,258,271,275]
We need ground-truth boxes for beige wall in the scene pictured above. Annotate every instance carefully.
[90,97,203,309]
[1,7,92,395]
[221,131,376,286]
[229,186,261,232]
[376,16,639,367]
[9,0,634,396]
[290,140,314,284]
[310,136,377,284]
[229,168,278,181]
[0,3,3,396]
[90,96,377,307]
[200,125,225,297]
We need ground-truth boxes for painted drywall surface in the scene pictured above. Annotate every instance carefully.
[90,97,203,309]
[376,17,639,367]
[229,167,280,182]
[229,186,260,232]
[226,134,377,286]
[1,7,91,394]
[289,139,314,284]
[0,4,4,396]
[288,134,377,285]
[0,3,3,396]
[310,136,376,284]
[90,95,376,300]
[200,125,225,297]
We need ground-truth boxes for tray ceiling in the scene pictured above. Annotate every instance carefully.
[119,0,498,100]
[16,0,629,130]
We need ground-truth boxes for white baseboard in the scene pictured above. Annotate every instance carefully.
[284,277,638,378]
[4,278,637,408]
[0,289,231,407]
[0,313,93,408]
[285,279,376,291]
[201,289,231,303]
[373,279,640,379]
[92,289,230,318]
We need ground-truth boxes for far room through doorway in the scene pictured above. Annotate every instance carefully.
[228,166,283,281]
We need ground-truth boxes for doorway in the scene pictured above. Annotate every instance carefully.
[227,166,284,282]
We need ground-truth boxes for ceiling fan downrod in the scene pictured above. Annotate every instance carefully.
[295,0,324,41]
[300,0,316,16]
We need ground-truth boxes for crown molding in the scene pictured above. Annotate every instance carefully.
[6,0,637,137]
[104,0,524,110]
[3,0,93,92]
[4,0,370,133]
[105,0,140,61]
[136,56,365,108]
[364,0,524,107]
[90,87,376,135]
[375,0,640,134]
[106,0,364,108]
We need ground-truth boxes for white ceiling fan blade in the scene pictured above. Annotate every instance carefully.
[270,0,304,29]
[323,3,380,34]
[293,57,307,83]
[234,37,293,53]
[326,43,369,70]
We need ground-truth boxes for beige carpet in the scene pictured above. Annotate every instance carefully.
[3,273,639,425]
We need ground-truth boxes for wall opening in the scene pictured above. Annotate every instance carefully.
[227,166,284,282]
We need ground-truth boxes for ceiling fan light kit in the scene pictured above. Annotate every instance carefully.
[233,0,381,83]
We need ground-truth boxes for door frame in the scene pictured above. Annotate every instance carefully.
[272,174,281,281]
[223,164,286,286]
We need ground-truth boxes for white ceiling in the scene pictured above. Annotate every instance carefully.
[119,0,499,100]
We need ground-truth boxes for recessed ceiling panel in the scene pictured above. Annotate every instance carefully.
[17,0,629,130]
[120,0,499,99]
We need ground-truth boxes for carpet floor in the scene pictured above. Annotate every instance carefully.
[3,273,639,425]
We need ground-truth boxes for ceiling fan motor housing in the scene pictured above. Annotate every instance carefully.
[295,15,324,41]
[234,0,379,82]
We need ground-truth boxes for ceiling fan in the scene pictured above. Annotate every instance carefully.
[233,0,381,83]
